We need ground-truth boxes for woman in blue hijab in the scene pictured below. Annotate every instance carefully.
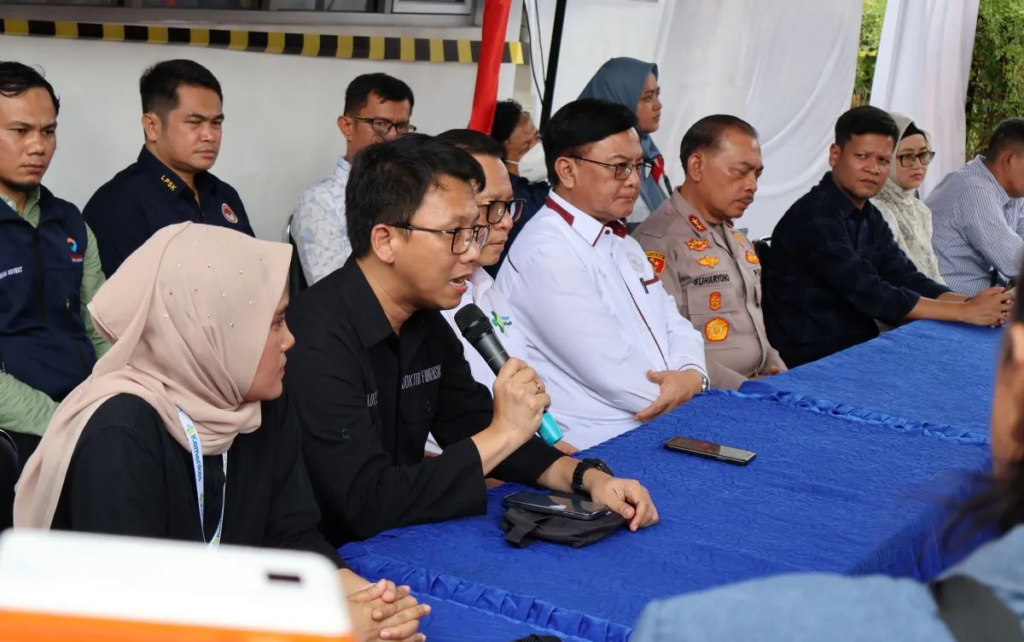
[579,57,667,223]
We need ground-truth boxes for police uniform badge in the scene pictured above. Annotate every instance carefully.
[745,250,760,264]
[733,231,746,247]
[696,255,719,269]
[687,215,707,233]
[685,238,710,252]
[709,291,722,311]
[704,317,730,342]
[222,203,239,224]
[645,251,666,276]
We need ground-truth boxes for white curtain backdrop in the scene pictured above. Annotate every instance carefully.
[649,0,864,238]
[870,0,980,199]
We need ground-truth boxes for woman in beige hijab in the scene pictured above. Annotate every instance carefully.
[871,112,945,284]
[14,222,427,642]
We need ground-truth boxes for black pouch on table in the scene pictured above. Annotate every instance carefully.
[500,506,626,549]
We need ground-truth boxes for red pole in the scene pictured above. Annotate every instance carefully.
[468,0,512,134]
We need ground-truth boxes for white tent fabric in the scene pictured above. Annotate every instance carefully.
[648,0,864,238]
[870,0,980,199]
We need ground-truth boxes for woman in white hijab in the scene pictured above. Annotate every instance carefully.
[871,112,945,284]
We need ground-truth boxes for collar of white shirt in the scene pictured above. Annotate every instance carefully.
[546,191,629,246]
[335,156,351,182]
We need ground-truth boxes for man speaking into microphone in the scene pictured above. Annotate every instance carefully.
[284,134,657,546]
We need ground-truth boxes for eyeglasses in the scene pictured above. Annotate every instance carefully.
[572,157,653,181]
[350,117,417,136]
[391,222,489,255]
[479,199,527,225]
[896,151,936,168]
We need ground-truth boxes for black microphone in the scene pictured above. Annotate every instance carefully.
[454,304,563,445]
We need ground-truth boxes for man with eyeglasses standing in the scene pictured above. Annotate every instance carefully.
[290,73,415,285]
[284,133,658,545]
[497,99,709,450]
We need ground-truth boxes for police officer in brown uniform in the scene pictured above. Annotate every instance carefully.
[634,115,785,389]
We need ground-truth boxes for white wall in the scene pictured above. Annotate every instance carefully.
[2,17,519,242]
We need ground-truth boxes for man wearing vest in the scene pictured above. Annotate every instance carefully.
[0,63,110,465]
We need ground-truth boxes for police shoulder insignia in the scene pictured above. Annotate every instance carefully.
[687,215,707,233]
[222,203,239,224]
[745,250,760,264]
[645,250,667,276]
[685,238,711,252]
[733,231,746,247]
[704,317,730,342]
[696,255,719,269]
[709,291,722,311]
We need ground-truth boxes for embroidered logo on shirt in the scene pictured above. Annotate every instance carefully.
[745,250,760,264]
[687,215,707,233]
[0,266,24,281]
[645,250,666,276]
[627,252,646,274]
[709,291,722,311]
[491,311,513,334]
[67,237,83,263]
[696,255,719,269]
[402,364,442,390]
[221,203,239,224]
[692,273,730,287]
[366,391,378,408]
[704,317,730,342]
[685,239,710,252]
[733,231,746,247]
[160,175,177,192]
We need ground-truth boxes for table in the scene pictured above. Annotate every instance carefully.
[418,594,589,642]
[343,392,991,642]
[740,320,1001,440]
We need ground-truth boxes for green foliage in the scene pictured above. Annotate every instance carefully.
[853,0,887,107]
[966,0,1024,159]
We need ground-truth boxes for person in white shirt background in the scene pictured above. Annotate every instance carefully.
[497,98,709,450]
[289,73,415,285]
[423,129,579,456]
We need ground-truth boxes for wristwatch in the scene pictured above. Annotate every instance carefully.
[689,369,710,394]
[572,458,613,496]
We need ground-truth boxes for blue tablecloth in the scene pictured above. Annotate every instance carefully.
[343,392,991,642]
[418,594,589,642]
[740,320,1002,439]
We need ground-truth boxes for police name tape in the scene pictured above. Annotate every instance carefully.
[0,19,527,65]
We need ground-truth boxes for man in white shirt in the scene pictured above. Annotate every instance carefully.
[497,98,709,449]
[290,73,415,285]
[430,129,579,455]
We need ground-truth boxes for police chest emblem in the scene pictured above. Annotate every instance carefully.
[645,251,666,276]
[733,231,746,248]
[745,250,760,264]
[696,255,719,269]
[685,239,710,252]
[704,317,730,342]
[709,291,722,311]
[221,203,238,224]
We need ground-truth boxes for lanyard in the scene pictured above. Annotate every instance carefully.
[175,406,227,547]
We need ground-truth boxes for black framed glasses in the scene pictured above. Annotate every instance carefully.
[479,199,527,225]
[391,223,489,255]
[572,157,653,181]
[896,151,936,168]
[350,116,417,136]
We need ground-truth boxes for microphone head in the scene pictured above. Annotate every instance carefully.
[454,304,494,344]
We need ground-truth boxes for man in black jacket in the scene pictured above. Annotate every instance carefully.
[285,134,658,546]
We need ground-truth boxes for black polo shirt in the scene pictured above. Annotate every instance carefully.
[763,172,950,366]
[285,258,563,547]
[51,393,345,568]
[83,147,254,277]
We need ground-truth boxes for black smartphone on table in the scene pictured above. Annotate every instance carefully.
[502,491,612,520]
[664,436,756,465]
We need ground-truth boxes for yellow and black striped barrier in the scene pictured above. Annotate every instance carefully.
[0,18,527,64]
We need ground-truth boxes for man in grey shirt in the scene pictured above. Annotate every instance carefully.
[928,118,1024,294]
